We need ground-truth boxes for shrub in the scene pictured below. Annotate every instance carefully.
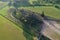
[55,5,60,9]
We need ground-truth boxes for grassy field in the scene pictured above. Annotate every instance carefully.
[1,0,59,19]
[0,1,8,16]
[0,2,27,40]
[0,1,34,40]
[21,6,60,19]
[0,1,8,8]
[0,15,26,40]
[0,1,60,40]
[0,6,9,15]
[29,0,37,4]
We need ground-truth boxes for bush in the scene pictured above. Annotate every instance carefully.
[55,5,60,9]
[32,1,40,6]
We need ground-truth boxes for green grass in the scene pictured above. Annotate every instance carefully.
[0,1,60,40]
[0,1,8,8]
[0,15,26,40]
[0,6,9,16]
[29,0,37,4]
[21,6,60,19]
[0,1,8,16]
[0,2,34,40]
[0,2,27,40]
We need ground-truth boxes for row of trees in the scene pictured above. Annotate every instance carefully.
[8,0,31,9]
[44,0,60,4]
[8,0,60,9]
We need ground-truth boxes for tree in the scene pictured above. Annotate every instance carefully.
[19,10,43,27]
[13,0,30,7]
[8,1,12,7]
[41,11,45,17]
[32,1,40,6]
[20,0,30,6]
[12,9,17,17]
[44,0,60,4]
[13,1,20,9]
[54,0,60,4]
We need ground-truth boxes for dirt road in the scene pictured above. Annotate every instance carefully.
[41,19,60,40]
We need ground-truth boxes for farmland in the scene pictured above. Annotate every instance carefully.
[0,1,26,40]
[0,15,26,40]
[21,6,60,19]
[1,0,60,19]
[0,0,60,40]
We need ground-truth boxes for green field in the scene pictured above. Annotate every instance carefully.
[0,2,26,40]
[0,15,26,40]
[29,0,37,4]
[21,6,60,19]
[0,1,60,40]
[1,1,60,19]
[0,2,34,40]
[0,1,9,15]
[0,6,9,15]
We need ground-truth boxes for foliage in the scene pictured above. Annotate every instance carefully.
[8,1,12,7]
[21,6,60,19]
[32,1,40,6]
[0,15,26,40]
[55,5,60,9]
[13,1,20,9]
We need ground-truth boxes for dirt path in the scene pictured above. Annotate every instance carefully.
[41,19,60,40]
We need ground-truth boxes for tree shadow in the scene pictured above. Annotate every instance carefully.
[22,24,34,40]
[0,4,7,10]
[40,35,51,40]
[20,16,43,40]
[44,16,60,22]
[19,9,44,40]
[10,8,51,40]
[22,22,43,40]
[19,9,53,40]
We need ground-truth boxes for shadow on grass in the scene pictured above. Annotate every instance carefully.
[44,16,60,22]
[0,14,51,40]
[40,35,51,40]
[7,8,52,40]
[0,0,10,2]
[22,25,34,40]
[0,14,34,40]
[0,4,8,10]
[22,23,43,40]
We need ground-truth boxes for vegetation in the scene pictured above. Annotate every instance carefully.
[0,0,60,40]
[0,15,26,40]
[55,5,60,9]
[21,6,60,19]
